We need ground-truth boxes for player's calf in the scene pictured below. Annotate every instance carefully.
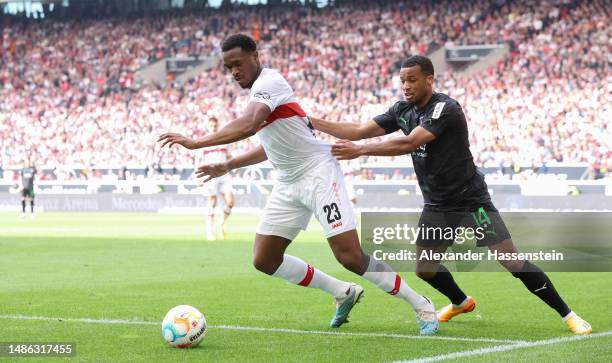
[333,249,368,275]
[218,205,232,240]
[205,205,215,241]
[270,254,352,296]
[363,257,438,334]
[270,253,363,328]
[511,260,592,334]
[418,264,469,308]
[328,231,437,333]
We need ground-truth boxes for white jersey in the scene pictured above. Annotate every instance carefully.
[203,145,230,164]
[249,68,333,183]
[202,145,231,189]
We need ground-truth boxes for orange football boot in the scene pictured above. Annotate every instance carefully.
[437,296,477,322]
[565,314,592,334]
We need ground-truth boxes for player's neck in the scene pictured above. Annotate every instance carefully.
[247,65,264,89]
[415,92,434,110]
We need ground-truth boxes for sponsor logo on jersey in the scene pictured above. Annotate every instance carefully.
[399,116,409,125]
[414,144,427,158]
[254,91,271,100]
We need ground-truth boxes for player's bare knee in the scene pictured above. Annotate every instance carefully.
[252,255,281,275]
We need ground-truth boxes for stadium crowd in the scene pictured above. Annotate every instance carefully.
[0,0,609,181]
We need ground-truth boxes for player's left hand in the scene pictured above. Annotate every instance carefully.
[158,133,198,150]
[332,140,362,160]
[196,162,230,182]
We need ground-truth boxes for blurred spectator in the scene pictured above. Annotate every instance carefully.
[0,0,609,180]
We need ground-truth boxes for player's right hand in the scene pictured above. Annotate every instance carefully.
[196,163,230,182]
[158,133,198,150]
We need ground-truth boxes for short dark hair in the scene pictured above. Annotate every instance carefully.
[401,55,434,76]
[222,34,257,53]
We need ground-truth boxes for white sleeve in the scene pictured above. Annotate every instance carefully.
[248,73,292,112]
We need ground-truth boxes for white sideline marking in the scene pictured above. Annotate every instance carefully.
[0,315,524,344]
[395,330,612,363]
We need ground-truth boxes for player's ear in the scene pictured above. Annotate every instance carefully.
[426,74,434,88]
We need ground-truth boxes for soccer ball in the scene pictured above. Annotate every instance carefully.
[161,305,207,348]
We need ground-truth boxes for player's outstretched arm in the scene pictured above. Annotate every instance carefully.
[158,102,271,150]
[309,117,386,141]
[196,145,267,182]
[331,126,436,160]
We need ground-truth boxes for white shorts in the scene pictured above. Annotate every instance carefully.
[257,159,358,240]
[204,177,232,197]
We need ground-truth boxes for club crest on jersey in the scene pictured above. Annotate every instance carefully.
[254,91,271,100]
[432,102,446,119]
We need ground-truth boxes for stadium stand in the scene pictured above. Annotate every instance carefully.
[0,0,609,182]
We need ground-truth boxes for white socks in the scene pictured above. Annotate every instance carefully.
[205,209,214,238]
[362,258,429,310]
[562,311,576,322]
[272,254,351,298]
[222,206,232,224]
[270,255,429,309]
[206,205,231,238]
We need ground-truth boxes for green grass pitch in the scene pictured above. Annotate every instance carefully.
[1,212,611,362]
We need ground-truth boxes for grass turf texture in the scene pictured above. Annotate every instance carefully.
[1,212,610,362]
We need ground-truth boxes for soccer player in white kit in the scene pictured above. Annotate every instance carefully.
[202,117,234,240]
[159,34,438,334]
